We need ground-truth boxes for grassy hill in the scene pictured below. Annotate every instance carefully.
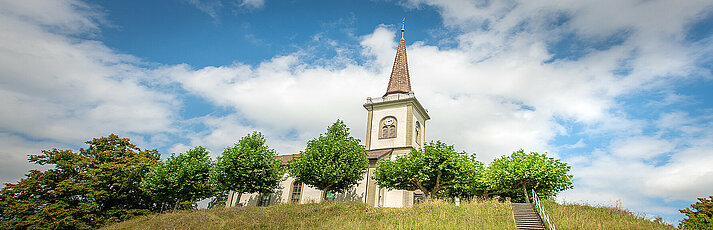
[103,200,675,229]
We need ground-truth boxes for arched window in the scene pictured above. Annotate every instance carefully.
[415,121,421,145]
[291,181,303,203]
[379,117,397,139]
[258,193,271,207]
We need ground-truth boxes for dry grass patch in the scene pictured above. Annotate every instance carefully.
[543,200,675,230]
[103,199,515,230]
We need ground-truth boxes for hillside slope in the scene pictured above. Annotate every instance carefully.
[103,200,674,229]
[544,200,675,229]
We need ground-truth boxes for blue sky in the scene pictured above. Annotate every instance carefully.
[1,0,712,224]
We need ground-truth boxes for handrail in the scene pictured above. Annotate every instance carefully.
[532,189,558,230]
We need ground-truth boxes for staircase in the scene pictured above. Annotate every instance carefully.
[511,203,546,230]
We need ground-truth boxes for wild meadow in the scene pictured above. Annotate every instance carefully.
[103,199,515,230]
[543,200,675,230]
[103,199,678,229]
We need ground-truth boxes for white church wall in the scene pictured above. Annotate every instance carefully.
[383,189,405,208]
[369,105,407,150]
[411,108,427,149]
[233,173,368,206]
[301,184,322,203]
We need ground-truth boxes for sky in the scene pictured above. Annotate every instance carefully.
[1,0,712,224]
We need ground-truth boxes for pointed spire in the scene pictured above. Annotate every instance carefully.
[385,18,411,96]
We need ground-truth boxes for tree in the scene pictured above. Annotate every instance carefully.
[484,149,573,203]
[140,146,214,212]
[212,131,283,205]
[289,120,368,200]
[0,134,161,229]
[679,195,713,229]
[373,141,481,200]
[438,155,488,199]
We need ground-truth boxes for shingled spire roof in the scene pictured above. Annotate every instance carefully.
[384,19,411,96]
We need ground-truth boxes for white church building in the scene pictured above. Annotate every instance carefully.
[226,25,430,208]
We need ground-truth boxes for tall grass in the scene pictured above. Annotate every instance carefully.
[104,199,677,229]
[103,199,515,230]
[543,200,675,230]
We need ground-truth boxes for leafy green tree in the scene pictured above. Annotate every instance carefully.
[289,120,368,200]
[438,156,488,199]
[140,146,214,212]
[212,131,283,205]
[0,134,161,229]
[484,149,573,203]
[679,195,713,229]
[373,141,481,200]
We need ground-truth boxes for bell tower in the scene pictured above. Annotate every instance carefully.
[362,19,430,208]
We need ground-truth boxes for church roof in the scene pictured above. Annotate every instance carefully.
[275,154,299,165]
[367,148,393,160]
[274,149,392,165]
[384,23,411,96]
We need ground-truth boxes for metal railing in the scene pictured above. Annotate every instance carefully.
[532,189,558,230]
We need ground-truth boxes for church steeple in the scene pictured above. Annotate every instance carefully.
[385,18,411,96]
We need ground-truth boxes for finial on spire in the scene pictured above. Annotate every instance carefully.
[401,18,405,39]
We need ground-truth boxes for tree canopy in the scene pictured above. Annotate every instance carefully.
[484,149,573,203]
[212,131,283,204]
[289,120,368,199]
[679,195,713,229]
[373,141,481,200]
[438,155,488,199]
[0,134,161,229]
[140,146,214,212]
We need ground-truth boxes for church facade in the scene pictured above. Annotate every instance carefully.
[226,26,430,208]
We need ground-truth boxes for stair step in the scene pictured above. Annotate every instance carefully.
[511,203,546,230]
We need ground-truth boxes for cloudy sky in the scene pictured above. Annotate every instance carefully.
[1,0,712,223]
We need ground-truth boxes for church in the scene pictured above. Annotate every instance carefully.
[226,24,430,208]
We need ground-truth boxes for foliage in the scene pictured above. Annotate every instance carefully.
[484,149,573,203]
[679,196,713,229]
[289,120,368,198]
[140,146,214,212]
[373,141,481,200]
[438,155,488,199]
[0,134,161,229]
[212,131,283,203]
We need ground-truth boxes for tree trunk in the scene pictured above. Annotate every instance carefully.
[173,198,180,213]
[424,192,432,203]
[236,192,242,206]
[522,184,530,203]
[321,184,333,202]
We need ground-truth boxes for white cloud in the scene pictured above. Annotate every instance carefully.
[0,0,102,35]
[236,0,265,9]
[0,13,177,142]
[186,0,223,19]
[0,0,178,185]
[0,133,59,186]
[609,136,675,160]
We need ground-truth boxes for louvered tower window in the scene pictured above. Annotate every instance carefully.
[380,117,397,139]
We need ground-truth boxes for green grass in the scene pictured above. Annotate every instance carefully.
[103,199,676,230]
[543,200,676,230]
[102,200,515,230]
